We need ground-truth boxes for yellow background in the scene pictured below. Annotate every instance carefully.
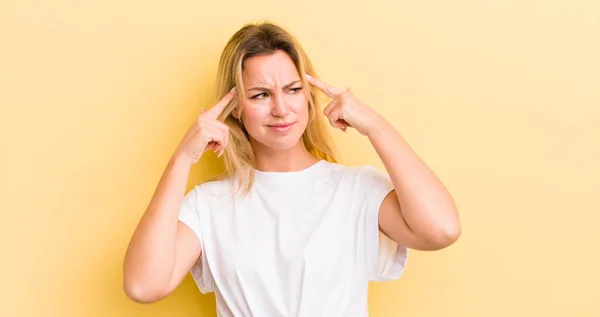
[2,0,599,316]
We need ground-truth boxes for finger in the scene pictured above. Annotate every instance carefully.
[327,110,346,131]
[202,127,225,151]
[339,119,350,131]
[217,130,229,157]
[216,121,230,134]
[336,120,350,133]
[205,87,237,119]
[216,126,229,154]
[205,125,229,156]
[201,118,230,135]
[305,75,343,98]
[323,98,339,117]
[207,139,225,157]
[198,120,229,155]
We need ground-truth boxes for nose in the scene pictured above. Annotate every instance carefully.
[271,92,289,117]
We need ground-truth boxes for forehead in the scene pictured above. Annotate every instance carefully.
[242,50,299,84]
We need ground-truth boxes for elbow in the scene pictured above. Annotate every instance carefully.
[423,220,461,251]
[442,222,461,246]
[431,204,462,249]
[434,221,462,249]
[123,280,167,304]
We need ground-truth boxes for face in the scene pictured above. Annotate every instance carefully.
[236,50,308,152]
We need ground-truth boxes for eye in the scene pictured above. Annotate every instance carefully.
[250,93,268,100]
[289,87,303,94]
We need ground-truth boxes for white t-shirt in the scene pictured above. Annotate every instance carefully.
[178,160,408,317]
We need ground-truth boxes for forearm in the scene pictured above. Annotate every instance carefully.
[368,118,460,241]
[123,155,191,293]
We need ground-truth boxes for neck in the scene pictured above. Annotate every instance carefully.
[251,140,320,172]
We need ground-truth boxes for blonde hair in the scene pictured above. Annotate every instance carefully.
[208,21,338,195]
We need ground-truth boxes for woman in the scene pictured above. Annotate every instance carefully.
[123,21,461,316]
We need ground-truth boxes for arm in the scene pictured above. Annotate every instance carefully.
[304,74,460,251]
[123,155,201,303]
[369,119,461,251]
[122,87,234,303]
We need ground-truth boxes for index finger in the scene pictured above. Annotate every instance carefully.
[205,87,237,119]
[305,75,343,98]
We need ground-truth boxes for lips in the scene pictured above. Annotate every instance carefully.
[268,122,295,132]
[268,123,293,127]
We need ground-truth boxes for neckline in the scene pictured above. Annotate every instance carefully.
[254,160,329,185]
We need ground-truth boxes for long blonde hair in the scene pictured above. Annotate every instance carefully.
[209,21,338,194]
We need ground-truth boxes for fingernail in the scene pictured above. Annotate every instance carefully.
[306,74,312,79]
[230,86,236,92]
[217,150,224,158]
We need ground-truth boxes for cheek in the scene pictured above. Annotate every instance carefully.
[241,103,269,128]
[290,94,309,117]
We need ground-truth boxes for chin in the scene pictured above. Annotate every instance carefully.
[250,124,307,151]
[266,140,302,151]
[257,134,303,151]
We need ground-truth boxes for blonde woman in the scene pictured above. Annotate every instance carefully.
[124,21,461,316]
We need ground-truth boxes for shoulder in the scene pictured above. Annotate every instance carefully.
[322,161,388,180]
[319,161,391,193]
[189,177,235,200]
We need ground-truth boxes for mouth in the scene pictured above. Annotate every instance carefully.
[267,122,295,132]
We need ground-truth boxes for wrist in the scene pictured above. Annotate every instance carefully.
[366,115,392,139]
[169,153,194,170]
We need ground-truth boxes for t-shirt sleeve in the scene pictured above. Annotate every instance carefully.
[177,185,215,294]
[359,166,409,282]
[178,186,202,243]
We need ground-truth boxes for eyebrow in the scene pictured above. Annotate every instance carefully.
[246,80,301,92]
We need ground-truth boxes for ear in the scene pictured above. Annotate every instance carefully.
[232,107,242,119]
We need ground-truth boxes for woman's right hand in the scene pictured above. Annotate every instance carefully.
[125,88,237,303]
[173,87,237,165]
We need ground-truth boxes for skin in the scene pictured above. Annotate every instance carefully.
[304,74,461,251]
[123,49,461,304]
[234,50,319,172]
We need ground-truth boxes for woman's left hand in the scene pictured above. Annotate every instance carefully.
[306,75,384,136]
